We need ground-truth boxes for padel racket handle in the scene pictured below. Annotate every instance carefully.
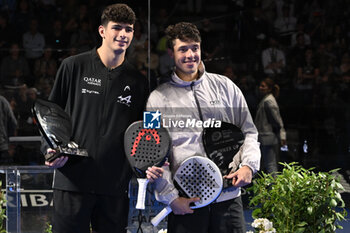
[223,178,233,189]
[135,178,149,209]
[151,206,172,226]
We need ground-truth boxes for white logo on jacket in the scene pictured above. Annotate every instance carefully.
[210,99,220,105]
[83,77,101,86]
[117,95,131,107]
[82,89,100,94]
[117,85,132,107]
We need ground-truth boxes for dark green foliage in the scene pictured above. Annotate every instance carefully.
[248,163,347,233]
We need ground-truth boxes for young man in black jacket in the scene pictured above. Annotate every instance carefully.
[44,4,163,233]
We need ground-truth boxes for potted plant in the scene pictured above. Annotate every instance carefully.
[0,181,7,233]
[248,162,347,233]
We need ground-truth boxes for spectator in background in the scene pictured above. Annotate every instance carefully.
[0,42,30,88]
[337,52,350,75]
[261,35,286,82]
[136,6,158,44]
[0,94,17,164]
[22,18,45,86]
[200,18,223,62]
[23,18,45,60]
[35,0,56,35]
[12,0,33,37]
[305,11,325,46]
[36,79,52,100]
[135,40,159,72]
[153,8,169,40]
[0,12,15,58]
[135,39,160,90]
[274,5,297,46]
[64,3,88,35]
[315,41,336,75]
[70,18,97,53]
[240,6,271,73]
[290,22,311,47]
[295,47,320,90]
[158,47,175,78]
[275,0,294,19]
[330,25,348,57]
[255,77,286,174]
[288,32,307,72]
[15,87,38,136]
[236,73,258,116]
[222,65,238,82]
[33,46,57,87]
[260,0,276,24]
[295,47,320,129]
[127,20,147,65]
[156,31,168,55]
[0,0,17,20]
[46,18,70,61]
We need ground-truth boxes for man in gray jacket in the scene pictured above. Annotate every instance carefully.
[147,22,261,233]
[0,95,17,164]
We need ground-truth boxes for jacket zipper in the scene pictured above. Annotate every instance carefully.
[100,69,111,135]
[190,82,204,122]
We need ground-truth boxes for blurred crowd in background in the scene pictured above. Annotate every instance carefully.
[0,0,349,173]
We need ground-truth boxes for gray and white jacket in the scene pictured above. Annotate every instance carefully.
[146,63,260,205]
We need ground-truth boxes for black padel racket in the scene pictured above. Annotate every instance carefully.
[202,122,244,188]
[151,156,223,226]
[124,121,171,209]
[32,98,88,162]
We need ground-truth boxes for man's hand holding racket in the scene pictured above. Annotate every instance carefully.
[151,156,223,226]
[170,197,200,215]
[124,121,171,209]
[44,148,68,168]
[224,165,253,187]
[146,162,169,182]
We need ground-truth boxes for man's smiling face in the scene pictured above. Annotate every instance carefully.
[171,39,201,81]
[100,21,134,54]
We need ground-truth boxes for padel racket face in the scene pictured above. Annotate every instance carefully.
[151,156,223,226]
[124,121,171,178]
[174,156,223,208]
[32,98,72,149]
[202,121,244,176]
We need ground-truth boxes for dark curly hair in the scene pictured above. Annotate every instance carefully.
[165,22,201,50]
[101,4,136,26]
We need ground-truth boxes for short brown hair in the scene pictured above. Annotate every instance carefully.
[101,4,136,26]
[165,22,201,50]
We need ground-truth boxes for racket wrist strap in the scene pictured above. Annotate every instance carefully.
[151,206,172,226]
[136,178,149,209]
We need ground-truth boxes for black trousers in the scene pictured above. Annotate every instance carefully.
[168,196,246,233]
[52,189,129,233]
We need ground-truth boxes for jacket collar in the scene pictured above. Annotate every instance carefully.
[92,47,127,72]
[170,62,205,87]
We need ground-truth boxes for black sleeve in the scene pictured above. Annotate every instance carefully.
[49,58,72,109]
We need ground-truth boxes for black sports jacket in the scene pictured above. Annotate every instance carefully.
[49,48,149,195]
